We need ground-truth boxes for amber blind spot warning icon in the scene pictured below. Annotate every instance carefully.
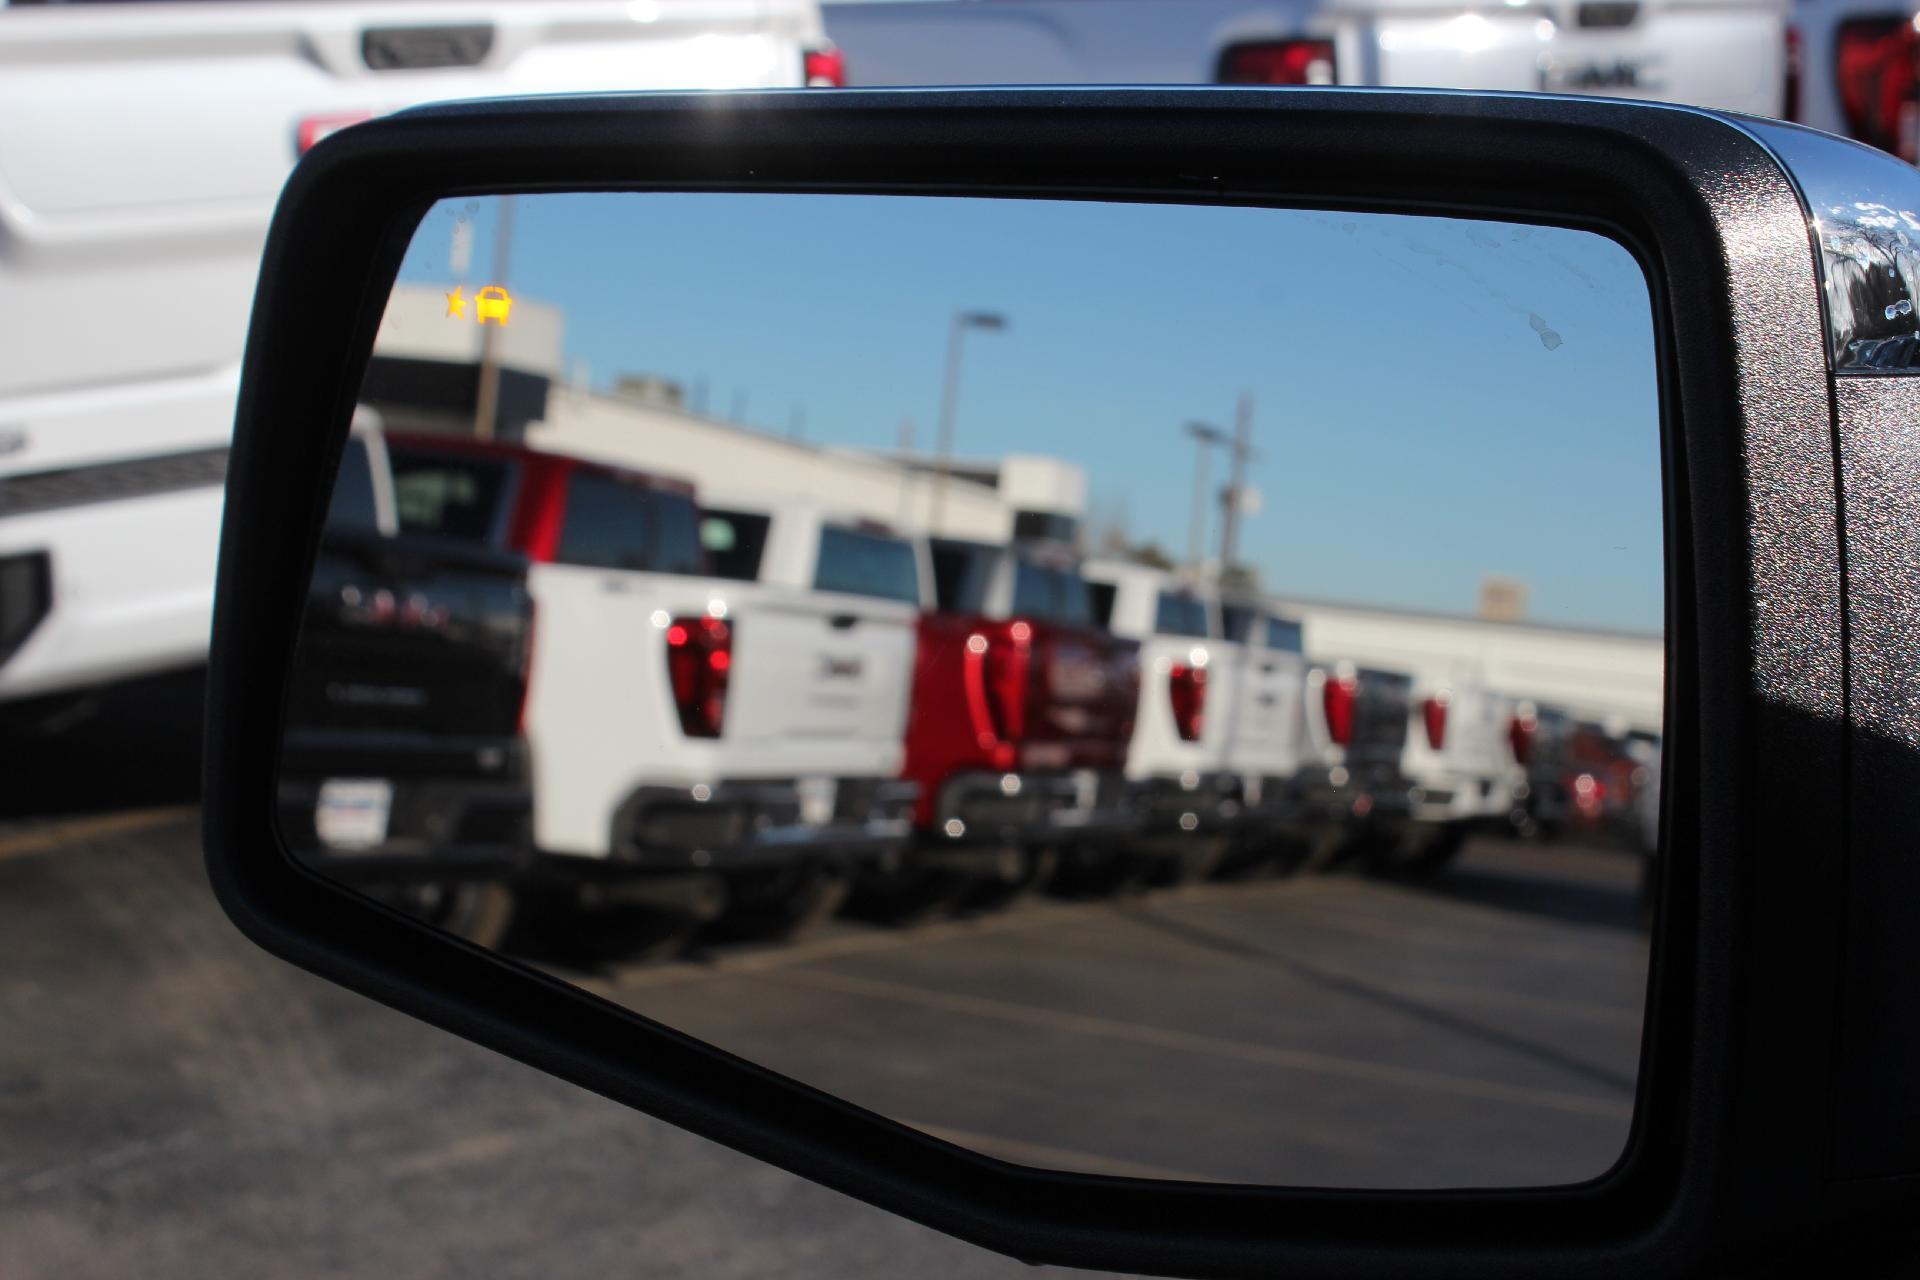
[444,285,512,325]
[475,286,513,325]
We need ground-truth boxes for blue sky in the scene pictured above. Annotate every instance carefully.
[397,193,1662,633]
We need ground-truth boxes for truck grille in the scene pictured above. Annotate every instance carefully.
[0,448,228,518]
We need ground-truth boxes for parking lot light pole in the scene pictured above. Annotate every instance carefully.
[1184,421,1229,570]
[930,309,1008,533]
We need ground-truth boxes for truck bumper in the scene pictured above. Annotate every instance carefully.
[0,482,223,702]
[929,769,1136,848]
[276,732,531,884]
[1128,772,1241,835]
[605,776,919,874]
[1291,764,1416,834]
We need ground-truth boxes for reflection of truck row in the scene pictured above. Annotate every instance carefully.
[0,0,838,718]
[285,432,1658,944]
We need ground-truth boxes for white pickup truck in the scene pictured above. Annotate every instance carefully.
[823,0,1785,115]
[1084,558,1243,883]
[0,0,836,725]
[1392,674,1528,870]
[1214,597,1309,871]
[379,438,920,945]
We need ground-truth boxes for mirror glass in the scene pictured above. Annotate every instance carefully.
[278,192,1661,1189]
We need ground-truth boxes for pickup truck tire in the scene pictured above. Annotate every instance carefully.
[957,846,1059,913]
[1142,837,1229,888]
[711,865,853,942]
[1293,829,1354,875]
[370,880,516,951]
[846,863,975,925]
[1387,826,1469,877]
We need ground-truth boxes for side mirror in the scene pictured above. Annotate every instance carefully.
[204,89,1920,1275]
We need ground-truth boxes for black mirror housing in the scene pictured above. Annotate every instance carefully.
[203,87,1920,1277]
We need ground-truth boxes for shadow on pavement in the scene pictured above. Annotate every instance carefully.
[0,665,205,819]
[1384,844,1649,934]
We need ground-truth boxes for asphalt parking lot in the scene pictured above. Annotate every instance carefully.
[1,819,1648,1272]
[0,669,1651,1277]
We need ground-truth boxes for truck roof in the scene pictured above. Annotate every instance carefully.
[383,433,696,499]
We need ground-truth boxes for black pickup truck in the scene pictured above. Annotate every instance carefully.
[274,420,534,947]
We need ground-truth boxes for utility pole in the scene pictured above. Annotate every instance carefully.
[1217,392,1257,573]
[929,309,1007,534]
[789,403,807,441]
[1184,421,1229,570]
[472,196,515,442]
[897,416,917,527]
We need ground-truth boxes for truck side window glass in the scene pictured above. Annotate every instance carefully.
[1013,559,1094,626]
[556,471,654,571]
[815,527,920,605]
[1154,592,1209,637]
[1264,615,1304,653]
[930,539,992,613]
[651,491,707,577]
[325,438,380,535]
[386,449,514,544]
[1221,604,1255,643]
[702,510,770,581]
[1088,580,1117,629]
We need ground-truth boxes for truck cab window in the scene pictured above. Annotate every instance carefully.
[815,526,920,605]
[557,471,658,571]
[1264,615,1305,653]
[325,438,381,535]
[1012,558,1094,625]
[929,538,994,613]
[702,510,771,580]
[651,491,706,577]
[1154,591,1210,638]
[386,448,514,544]
[1221,603,1255,643]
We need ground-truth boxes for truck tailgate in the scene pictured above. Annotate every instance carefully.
[723,588,918,777]
[287,530,531,738]
[1227,647,1304,780]
[1373,0,1783,115]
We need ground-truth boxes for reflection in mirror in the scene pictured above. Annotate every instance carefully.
[279,193,1661,1189]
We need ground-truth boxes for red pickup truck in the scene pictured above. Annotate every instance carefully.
[850,536,1141,918]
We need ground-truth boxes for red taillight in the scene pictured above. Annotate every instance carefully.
[1509,711,1537,766]
[984,622,1034,744]
[1836,15,1920,162]
[1422,694,1449,752]
[1322,671,1357,747]
[803,43,847,87]
[1168,661,1208,742]
[1785,23,1804,121]
[297,111,374,155]
[665,615,731,738]
[1217,39,1336,85]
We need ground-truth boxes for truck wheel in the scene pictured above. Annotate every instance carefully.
[1143,837,1228,888]
[371,880,516,951]
[844,866,971,925]
[1293,829,1353,874]
[957,846,1058,914]
[712,865,853,942]
[1392,826,1468,877]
